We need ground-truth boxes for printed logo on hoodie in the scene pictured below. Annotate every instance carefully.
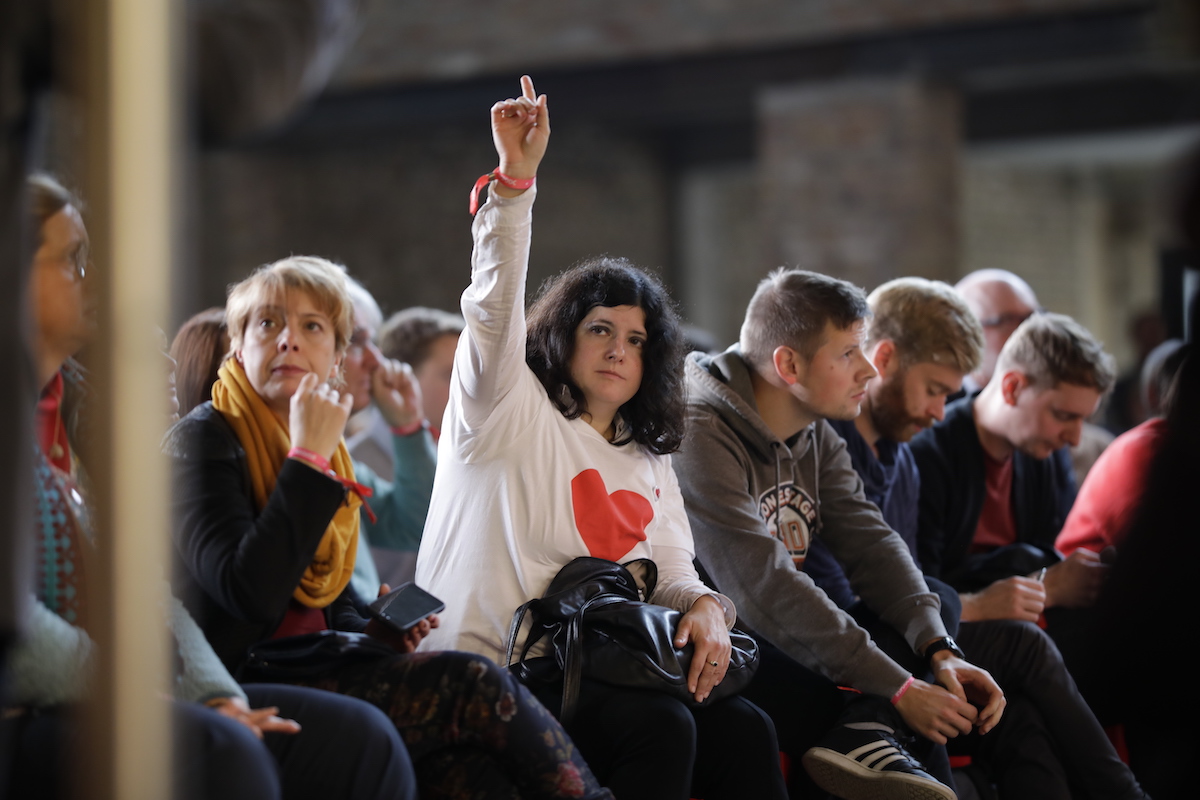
[757,483,818,568]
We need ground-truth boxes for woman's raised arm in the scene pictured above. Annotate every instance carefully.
[453,77,551,434]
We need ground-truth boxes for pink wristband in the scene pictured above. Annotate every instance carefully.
[469,169,536,215]
[390,419,428,437]
[493,170,536,190]
[287,447,330,473]
[891,676,916,705]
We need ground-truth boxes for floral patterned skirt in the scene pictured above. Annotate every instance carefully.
[298,649,613,800]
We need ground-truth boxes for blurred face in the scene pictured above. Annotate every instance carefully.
[237,289,341,417]
[30,205,93,380]
[343,308,382,414]
[791,320,877,421]
[965,282,1036,385]
[868,357,965,443]
[1003,376,1102,459]
[414,332,459,431]
[568,305,646,424]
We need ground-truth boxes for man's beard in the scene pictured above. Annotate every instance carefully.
[870,372,930,443]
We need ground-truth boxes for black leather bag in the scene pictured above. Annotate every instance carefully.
[505,556,759,724]
[238,630,395,682]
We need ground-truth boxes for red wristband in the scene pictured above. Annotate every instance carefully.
[287,447,330,473]
[390,419,428,437]
[891,676,916,705]
[493,171,536,190]
[469,169,536,215]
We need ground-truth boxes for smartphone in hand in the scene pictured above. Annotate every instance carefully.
[368,582,445,633]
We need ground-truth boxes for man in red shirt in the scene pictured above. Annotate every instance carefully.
[910,313,1117,714]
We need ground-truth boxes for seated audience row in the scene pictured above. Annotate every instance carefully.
[12,74,1184,800]
[806,278,1142,798]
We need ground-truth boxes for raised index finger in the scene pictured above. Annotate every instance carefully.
[521,74,536,101]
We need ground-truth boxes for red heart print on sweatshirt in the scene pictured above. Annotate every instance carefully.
[571,469,654,562]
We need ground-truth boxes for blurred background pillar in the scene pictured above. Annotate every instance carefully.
[758,77,961,290]
[77,0,179,796]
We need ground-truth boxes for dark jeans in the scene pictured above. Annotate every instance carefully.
[957,620,1144,800]
[304,649,612,800]
[523,675,788,800]
[3,686,414,800]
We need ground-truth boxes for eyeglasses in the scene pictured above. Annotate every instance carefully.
[38,245,90,282]
[979,309,1040,329]
[346,330,372,357]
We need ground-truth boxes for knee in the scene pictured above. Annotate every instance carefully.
[176,706,280,800]
[351,704,417,800]
[629,694,698,753]
[442,651,511,690]
[345,700,409,760]
[995,620,1065,674]
[706,696,779,756]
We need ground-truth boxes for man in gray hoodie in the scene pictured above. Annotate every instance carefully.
[674,268,1005,800]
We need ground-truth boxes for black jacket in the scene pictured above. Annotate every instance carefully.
[164,402,367,673]
[909,396,1076,592]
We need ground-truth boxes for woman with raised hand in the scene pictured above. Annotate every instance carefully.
[415,76,787,800]
[165,251,612,799]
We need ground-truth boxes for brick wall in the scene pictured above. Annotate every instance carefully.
[193,122,673,323]
[337,0,1134,89]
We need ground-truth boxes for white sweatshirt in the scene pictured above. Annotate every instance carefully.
[416,187,731,664]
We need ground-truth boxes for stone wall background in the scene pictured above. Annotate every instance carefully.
[185,0,1199,376]
[336,0,1135,88]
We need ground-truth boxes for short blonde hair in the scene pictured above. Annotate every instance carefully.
[225,255,354,358]
[996,313,1116,393]
[866,278,983,374]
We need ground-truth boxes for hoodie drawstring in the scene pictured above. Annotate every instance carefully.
[771,441,784,543]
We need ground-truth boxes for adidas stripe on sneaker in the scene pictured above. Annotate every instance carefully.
[801,722,956,800]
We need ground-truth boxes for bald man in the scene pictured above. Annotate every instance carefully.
[954,270,1040,393]
[954,270,1115,480]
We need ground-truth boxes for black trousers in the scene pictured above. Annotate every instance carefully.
[739,641,849,799]
[524,676,788,800]
[3,684,415,800]
[956,620,1143,800]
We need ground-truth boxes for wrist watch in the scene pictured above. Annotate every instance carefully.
[922,636,965,665]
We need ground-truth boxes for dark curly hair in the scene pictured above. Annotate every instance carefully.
[525,256,686,455]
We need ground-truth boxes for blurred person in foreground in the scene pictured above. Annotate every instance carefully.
[1084,345,1195,797]
[1056,341,1189,557]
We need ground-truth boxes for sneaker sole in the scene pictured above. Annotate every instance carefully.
[802,747,957,800]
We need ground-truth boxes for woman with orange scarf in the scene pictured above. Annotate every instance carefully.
[166,255,611,800]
